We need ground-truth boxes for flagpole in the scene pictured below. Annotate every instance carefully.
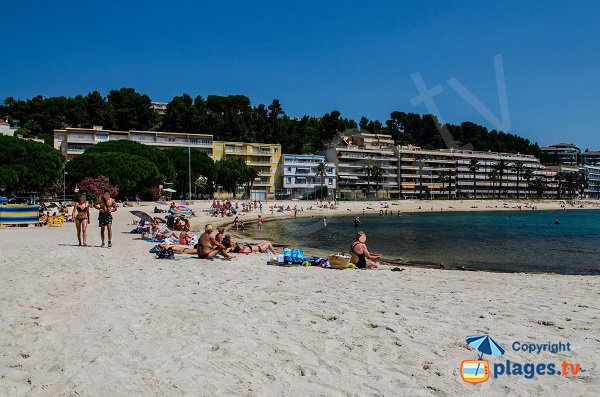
[188,145,192,203]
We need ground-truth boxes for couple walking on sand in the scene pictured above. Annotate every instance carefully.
[73,190,117,247]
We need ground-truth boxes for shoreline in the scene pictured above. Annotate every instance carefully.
[200,199,600,276]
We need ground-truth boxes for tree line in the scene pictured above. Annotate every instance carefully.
[0,135,266,199]
[1,88,541,155]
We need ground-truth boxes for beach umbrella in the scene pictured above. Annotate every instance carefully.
[466,335,505,359]
[169,205,193,217]
[130,210,154,224]
[466,335,505,378]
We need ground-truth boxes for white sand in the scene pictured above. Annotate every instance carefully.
[0,200,598,396]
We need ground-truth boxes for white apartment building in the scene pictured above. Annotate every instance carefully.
[54,127,213,160]
[278,154,336,198]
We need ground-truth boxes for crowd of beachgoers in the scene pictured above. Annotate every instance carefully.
[30,192,599,272]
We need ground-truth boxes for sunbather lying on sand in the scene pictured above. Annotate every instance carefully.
[232,241,276,254]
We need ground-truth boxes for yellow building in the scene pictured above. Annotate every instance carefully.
[212,141,281,200]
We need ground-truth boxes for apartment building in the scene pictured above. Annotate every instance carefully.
[151,102,168,115]
[54,127,213,160]
[322,131,398,198]
[582,164,600,199]
[278,154,336,199]
[581,151,600,165]
[540,143,580,165]
[212,141,281,200]
[397,146,546,198]
[325,130,553,199]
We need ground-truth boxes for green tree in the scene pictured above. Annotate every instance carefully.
[86,140,176,183]
[371,165,384,199]
[438,171,449,198]
[413,157,426,200]
[215,157,246,197]
[468,159,480,198]
[315,162,328,201]
[165,148,215,197]
[554,172,565,199]
[492,160,508,197]
[162,94,195,132]
[361,161,375,198]
[106,88,155,131]
[489,169,499,198]
[523,168,534,199]
[531,178,547,199]
[511,161,526,199]
[241,166,260,199]
[0,135,65,195]
[65,152,163,198]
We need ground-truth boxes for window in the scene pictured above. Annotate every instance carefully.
[328,178,333,185]
[273,148,278,153]
[286,177,292,183]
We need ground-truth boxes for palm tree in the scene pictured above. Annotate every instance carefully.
[413,157,425,200]
[361,161,375,199]
[523,168,534,199]
[555,172,565,199]
[531,177,547,200]
[564,172,575,199]
[468,159,480,199]
[315,162,328,201]
[371,165,384,199]
[489,169,499,198]
[492,160,508,198]
[511,161,526,199]
[438,170,449,198]
[397,150,404,199]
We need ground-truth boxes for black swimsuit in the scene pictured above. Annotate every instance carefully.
[350,242,367,269]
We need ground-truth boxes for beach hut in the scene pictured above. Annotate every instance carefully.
[0,205,40,226]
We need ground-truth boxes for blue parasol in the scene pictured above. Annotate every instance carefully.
[466,335,505,377]
[466,335,505,359]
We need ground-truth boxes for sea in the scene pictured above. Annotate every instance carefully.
[246,209,600,275]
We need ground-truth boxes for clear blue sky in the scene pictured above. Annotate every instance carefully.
[1,1,599,149]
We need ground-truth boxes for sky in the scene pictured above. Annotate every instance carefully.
[1,1,599,149]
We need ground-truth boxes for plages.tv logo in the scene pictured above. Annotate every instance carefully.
[460,335,505,384]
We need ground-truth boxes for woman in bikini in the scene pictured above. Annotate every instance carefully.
[197,224,234,260]
[233,241,276,254]
[72,194,90,246]
[349,231,382,269]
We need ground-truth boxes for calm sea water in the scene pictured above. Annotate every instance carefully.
[247,210,600,274]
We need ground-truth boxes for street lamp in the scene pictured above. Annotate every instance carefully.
[63,171,68,204]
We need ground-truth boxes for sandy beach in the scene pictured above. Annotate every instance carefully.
[0,199,598,396]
